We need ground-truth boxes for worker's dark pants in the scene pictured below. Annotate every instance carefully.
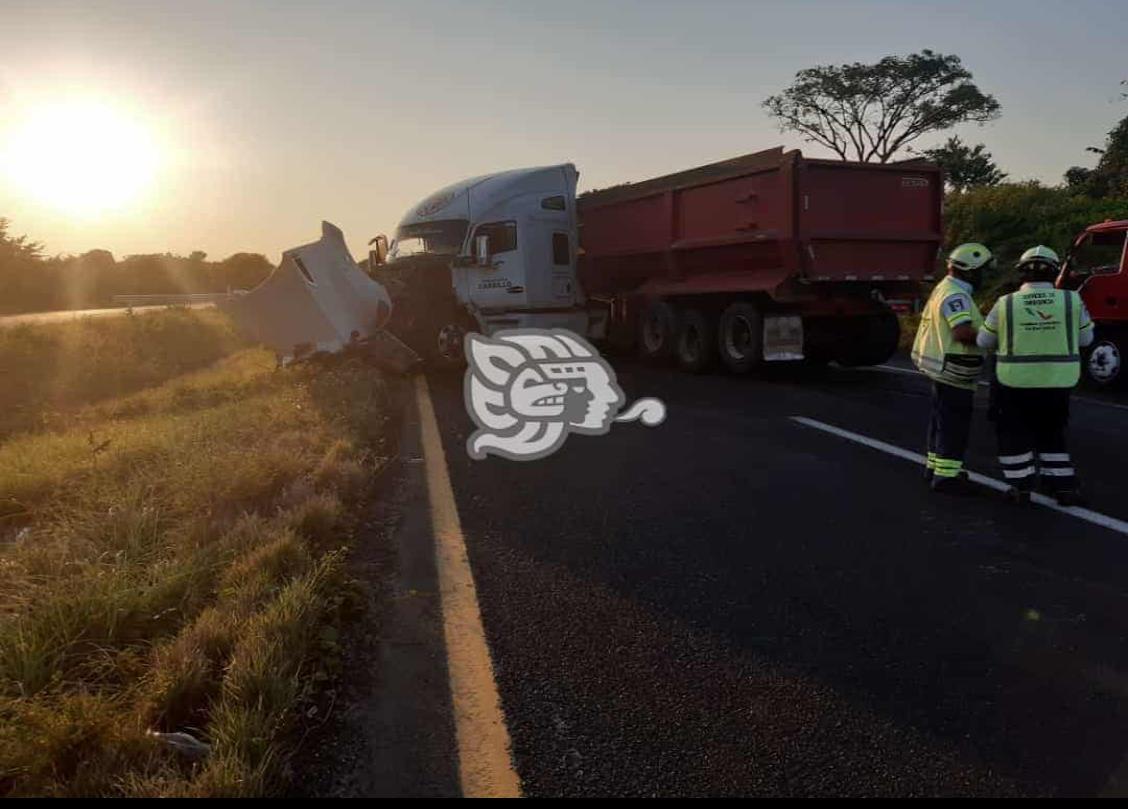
[993,385,1076,493]
[926,381,974,477]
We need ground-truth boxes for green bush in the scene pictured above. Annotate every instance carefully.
[943,183,1128,303]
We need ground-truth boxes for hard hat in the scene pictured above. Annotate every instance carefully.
[1016,245,1061,270]
[947,243,994,272]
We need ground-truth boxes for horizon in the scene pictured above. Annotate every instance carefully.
[1,0,1124,263]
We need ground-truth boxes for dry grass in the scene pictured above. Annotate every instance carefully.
[0,308,244,440]
[0,310,392,796]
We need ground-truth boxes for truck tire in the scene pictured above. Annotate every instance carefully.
[638,300,678,363]
[675,308,716,373]
[834,308,900,367]
[412,309,478,371]
[717,301,763,374]
[1085,334,1125,389]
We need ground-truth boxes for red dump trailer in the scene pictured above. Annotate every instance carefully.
[577,146,943,372]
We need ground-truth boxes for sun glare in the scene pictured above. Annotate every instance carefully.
[1,97,162,218]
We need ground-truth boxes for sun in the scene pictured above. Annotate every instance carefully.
[1,97,162,218]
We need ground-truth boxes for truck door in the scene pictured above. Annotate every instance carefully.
[464,219,523,312]
[1065,229,1128,323]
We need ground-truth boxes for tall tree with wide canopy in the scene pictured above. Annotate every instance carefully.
[763,50,1000,163]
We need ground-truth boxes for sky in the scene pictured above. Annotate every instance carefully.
[0,0,1124,263]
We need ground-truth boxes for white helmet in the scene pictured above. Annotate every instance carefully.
[1016,245,1061,272]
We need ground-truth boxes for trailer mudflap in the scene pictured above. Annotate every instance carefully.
[763,314,804,361]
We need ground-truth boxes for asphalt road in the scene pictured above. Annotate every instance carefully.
[417,358,1128,797]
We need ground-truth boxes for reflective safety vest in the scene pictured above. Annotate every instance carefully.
[911,276,984,389]
[995,287,1081,388]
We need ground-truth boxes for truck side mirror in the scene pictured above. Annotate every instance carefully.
[475,233,491,268]
[367,234,389,269]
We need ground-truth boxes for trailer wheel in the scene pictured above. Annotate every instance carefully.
[717,302,763,374]
[1085,335,1125,389]
[675,308,716,373]
[638,300,678,363]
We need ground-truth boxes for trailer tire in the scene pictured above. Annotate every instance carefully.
[717,301,763,374]
[1084,334,1126,389]
[638,300,679,363]
[675,308,716,373]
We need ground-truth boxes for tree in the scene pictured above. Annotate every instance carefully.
[763,50,1000,163]
[0,218,43,262]
[1064,166,1093,191]
[1086,115,1128,198]
[921,136,1006,192]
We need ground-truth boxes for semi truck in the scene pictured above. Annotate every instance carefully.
[1058,218,1128,388]
[370,146,943,372]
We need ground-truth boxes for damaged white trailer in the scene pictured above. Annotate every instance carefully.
[220,221,394,364]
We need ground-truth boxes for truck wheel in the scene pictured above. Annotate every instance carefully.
[419,312,478,371]
[638,300,678,363]
[717,301,763,374]
[675,308,715,373]
[435,323,468,367]
[1085,336,1125,389]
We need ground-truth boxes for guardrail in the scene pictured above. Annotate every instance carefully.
[110,293,236,306]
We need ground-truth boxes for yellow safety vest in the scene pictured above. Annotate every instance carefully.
[911,276,984,389]
[995,288,1081,388]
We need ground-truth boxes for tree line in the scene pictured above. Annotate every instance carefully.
[0,223,272,315]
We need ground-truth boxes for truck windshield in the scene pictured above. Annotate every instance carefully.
[1071,231,1126,276]
[389,220,469,260]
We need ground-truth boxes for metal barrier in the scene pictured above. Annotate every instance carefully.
[110,293,234,307]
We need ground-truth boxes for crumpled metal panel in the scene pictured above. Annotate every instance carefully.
[220,221,392,363]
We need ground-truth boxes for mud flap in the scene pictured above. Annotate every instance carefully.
[220,221,393,364]
[763,315,804,361]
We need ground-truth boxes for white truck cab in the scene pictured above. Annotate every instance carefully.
[382,164,599,340]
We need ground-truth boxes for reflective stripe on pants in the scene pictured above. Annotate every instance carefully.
[933,457,964,478]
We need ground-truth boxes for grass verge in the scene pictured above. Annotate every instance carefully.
[0,310,393,796]
[0,308,245,440]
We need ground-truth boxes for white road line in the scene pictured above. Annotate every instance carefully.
[873,363,921,378]
[873,363,1128,410]
[873,364,990,387]
[1074,394,1128,412]
[790,415,1128,537]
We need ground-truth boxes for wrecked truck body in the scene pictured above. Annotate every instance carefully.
[220,221,393,364]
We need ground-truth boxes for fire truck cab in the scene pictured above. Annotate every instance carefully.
[1059,219,1128,388]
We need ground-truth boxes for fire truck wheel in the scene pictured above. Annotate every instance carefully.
[638,300,679,363]
[1085,335,1125,389]
[675,308,716,373]
[717,301,763,374]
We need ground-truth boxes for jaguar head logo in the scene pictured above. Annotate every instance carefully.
[464,329,665,461]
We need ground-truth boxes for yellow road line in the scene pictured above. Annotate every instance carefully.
[414,375,522,798]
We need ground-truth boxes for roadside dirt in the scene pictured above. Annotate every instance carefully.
[289,376,460,797]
